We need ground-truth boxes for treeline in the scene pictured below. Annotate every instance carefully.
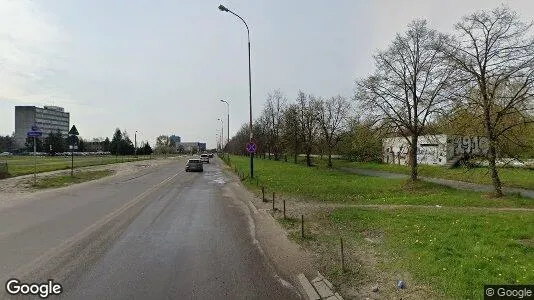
[226,90,383,168]
[227,6,534,197]
[6,128,153,156]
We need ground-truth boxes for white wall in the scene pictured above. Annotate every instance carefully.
[383,135,488,166]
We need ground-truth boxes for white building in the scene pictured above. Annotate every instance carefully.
[383,134,489,166]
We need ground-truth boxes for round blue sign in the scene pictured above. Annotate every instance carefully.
[246,142,256,153]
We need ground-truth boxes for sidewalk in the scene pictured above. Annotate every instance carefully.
[338,167,534,199]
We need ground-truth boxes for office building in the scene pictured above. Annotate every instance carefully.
[14,106,70,148]
[169,135,181,145]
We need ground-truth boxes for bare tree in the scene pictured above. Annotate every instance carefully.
[282,103,301,163]
[317,95,351,167]
[356,19,455,181]
[263,90,287,160]
[297,91,321,167]
[441,6,534,196]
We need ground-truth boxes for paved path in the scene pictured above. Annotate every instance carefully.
[338,167,534,199]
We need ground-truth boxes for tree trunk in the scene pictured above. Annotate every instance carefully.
[327,148,333,168]
[487,139,503,197]
[409,135,418,181]
[294,139,298,164]
[306,149,312,167]
[483,106,503,197]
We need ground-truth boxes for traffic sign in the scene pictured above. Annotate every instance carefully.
[27,131,42,138]
[68,135,79,145]
[246,142,257,154]
[68,125,79,136]
[27,124,43,138]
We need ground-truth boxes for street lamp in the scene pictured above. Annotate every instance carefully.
[220,99,230,151]
[218,4,254,178]
[217,118,224,150]
[135,130,138,158]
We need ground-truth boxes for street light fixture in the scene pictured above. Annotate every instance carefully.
[218,4,254,178]
[220,100,230,151]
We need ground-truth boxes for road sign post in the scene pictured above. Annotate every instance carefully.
[27,125,43,186]
[246,142,257,180]
[33,137,36,185]
[68,125,79,177]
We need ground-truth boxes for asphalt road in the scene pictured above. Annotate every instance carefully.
[0,157,298,299]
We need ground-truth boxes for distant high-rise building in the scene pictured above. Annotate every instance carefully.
[14,106,70,148]
[169,135,181,145]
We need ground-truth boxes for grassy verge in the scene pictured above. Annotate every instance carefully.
[228,155,534,208]
[226,154,534,299]
[31,169,114,189]
[1,155,155,177]
[330,207,534,299]
[336,160,534,190]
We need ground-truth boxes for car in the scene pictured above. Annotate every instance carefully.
[185,159,203,172]
[200,154,210,164]
[208,153,214,158]
[0,152,12,156]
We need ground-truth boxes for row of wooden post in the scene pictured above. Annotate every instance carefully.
[233,164,346,273]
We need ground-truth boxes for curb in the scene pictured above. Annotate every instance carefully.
[296,272,344,300]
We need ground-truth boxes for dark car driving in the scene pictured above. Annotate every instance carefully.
[185,159,203,172]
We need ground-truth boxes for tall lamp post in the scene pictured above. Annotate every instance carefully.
[218,4,254,178]
[217,118,224,151]
[220,99,230,152]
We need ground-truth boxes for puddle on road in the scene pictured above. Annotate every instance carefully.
[214,178,226,185]
[203,169,226,185]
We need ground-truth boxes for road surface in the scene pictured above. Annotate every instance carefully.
[0,157,299,299]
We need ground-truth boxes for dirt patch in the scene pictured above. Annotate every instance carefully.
[517,238,534,248]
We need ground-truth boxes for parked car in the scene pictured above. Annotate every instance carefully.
[0,152,12,156]
[185,159,203,172]
[208,153,214,158]
[200,154,210,164]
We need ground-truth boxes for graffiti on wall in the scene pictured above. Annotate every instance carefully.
[452,136,488,156]
[417,143,447,165]
[383,135,489,166]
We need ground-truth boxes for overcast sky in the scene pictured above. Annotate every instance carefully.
[1,0,533,148]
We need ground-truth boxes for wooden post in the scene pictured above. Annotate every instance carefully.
[272,192,275,210]
[301,215,304,238]
[340,237,346,273]
[262,186,265,202]
[283,200,286,219]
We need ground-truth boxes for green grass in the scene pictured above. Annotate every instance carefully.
[1,155,154,177]
[337,160,534,190]
[227,154,534,299]
[32,169,114,189]
[229,155,534,208]
[331,207,534,299]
